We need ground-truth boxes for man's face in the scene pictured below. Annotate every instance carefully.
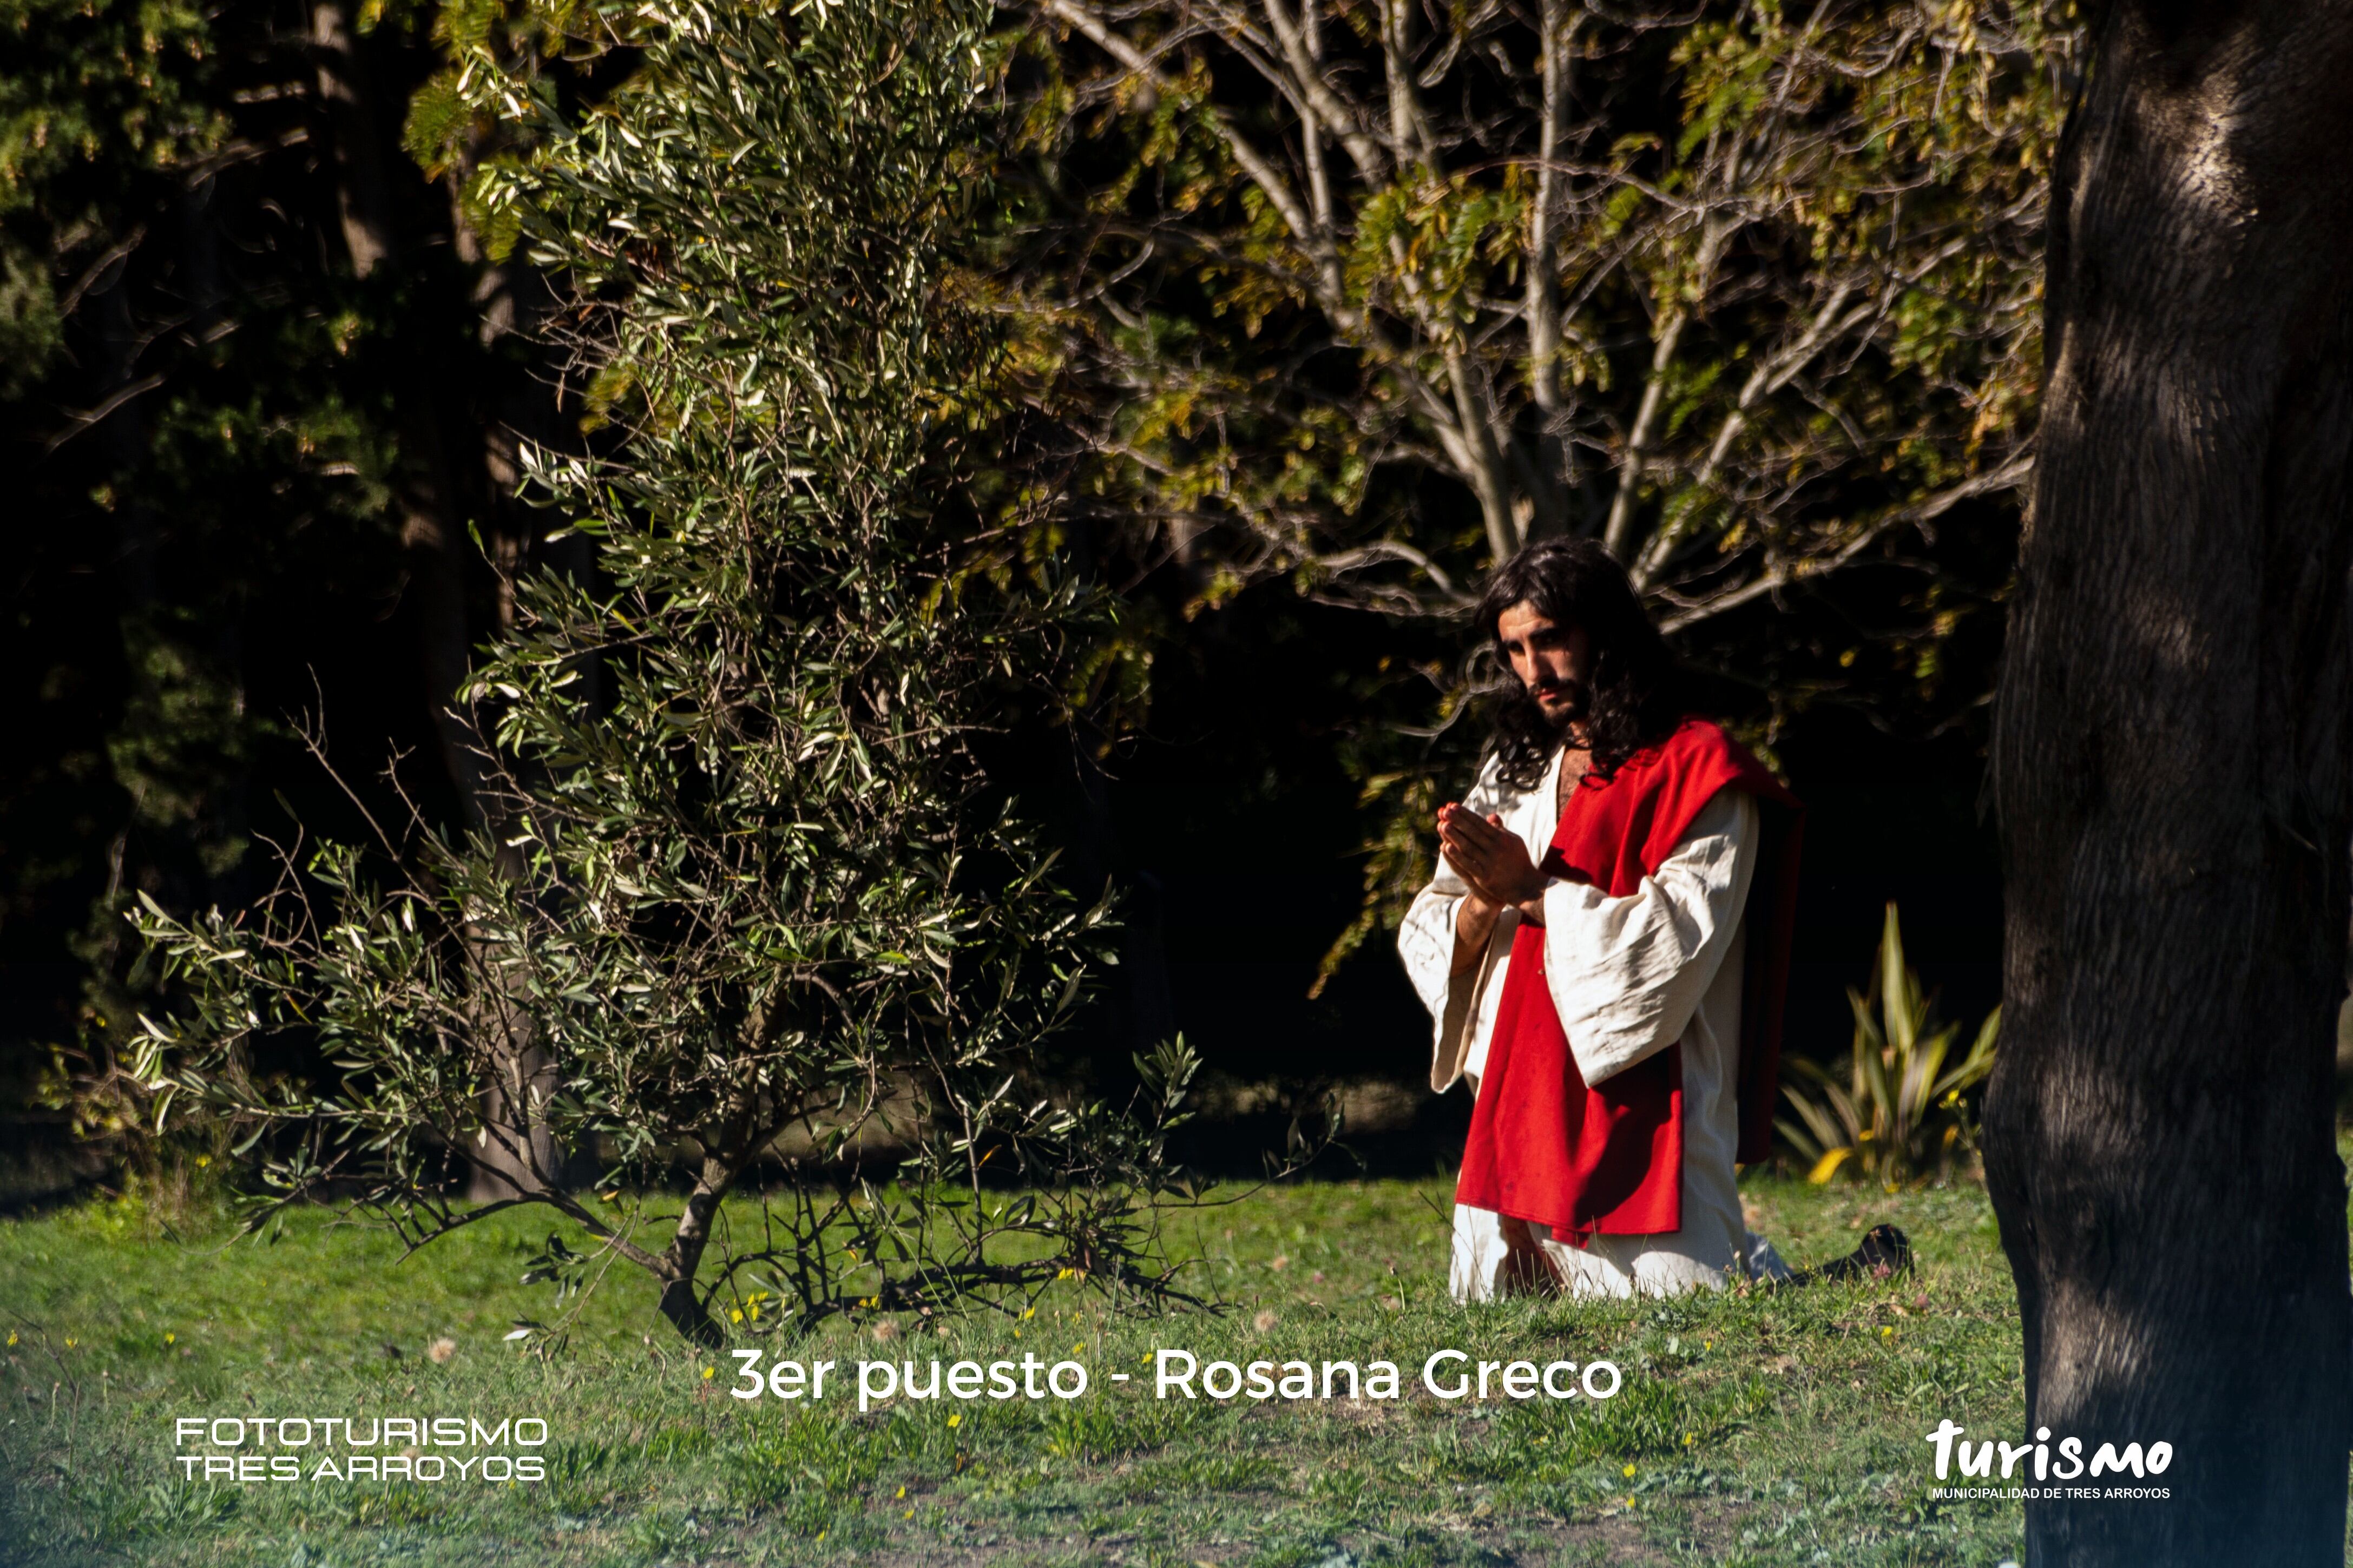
[1496,600,1593,732]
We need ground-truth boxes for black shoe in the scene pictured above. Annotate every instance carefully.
[1793,1223,1912,1286]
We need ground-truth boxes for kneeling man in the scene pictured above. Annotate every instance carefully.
[1397,539,1802,1301]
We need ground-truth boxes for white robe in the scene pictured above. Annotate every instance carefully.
[1397,745,1791,1300]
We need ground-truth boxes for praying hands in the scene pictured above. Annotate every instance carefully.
[1438,802,1550,974]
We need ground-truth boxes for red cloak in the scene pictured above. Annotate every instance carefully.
[1451,716,1802,1246]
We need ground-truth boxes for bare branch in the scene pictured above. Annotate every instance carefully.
[1654,450,2036,633]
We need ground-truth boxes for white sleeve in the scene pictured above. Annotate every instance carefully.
[1397,882,1465,1022]
[1537,789,1758,1087]
[1396,754,1511,1088]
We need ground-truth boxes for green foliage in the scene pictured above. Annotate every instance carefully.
[1,0,239,1094]
[397,0,608,263]
[16,295,410,1182]
[0,245,61,399]
[0,0,443,1178]
[1006,0,2074,615]
[1778,902,2000,1189]
[0,0,226,443]
[0,0,223,392]
[133,0,1208,1341]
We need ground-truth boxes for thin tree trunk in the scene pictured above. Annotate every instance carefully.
[310,0,393,280]
[1984,2,2353,1561]
[313,0,490,832]
[312,0,555,1202]
[656,1162,734,1347]
[1518,0,1573,541]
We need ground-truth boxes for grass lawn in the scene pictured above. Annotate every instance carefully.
[0,1169,2032,1567]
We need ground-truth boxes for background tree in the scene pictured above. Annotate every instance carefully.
[1984,0,2353,1558]
[135,0,1207,1345]
[0,0,601,1186]
[993,0,2074,989]
[0,0,560,1142]
[3,0,397,1164]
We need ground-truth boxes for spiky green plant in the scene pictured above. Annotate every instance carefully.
[1777,902,1999,1189]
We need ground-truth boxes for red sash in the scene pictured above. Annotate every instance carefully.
[1452,716,1802,1244]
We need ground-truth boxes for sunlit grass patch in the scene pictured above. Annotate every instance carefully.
[0,1169,2037,1566]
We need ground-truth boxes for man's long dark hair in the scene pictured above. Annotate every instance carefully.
[1476,538,1689,790]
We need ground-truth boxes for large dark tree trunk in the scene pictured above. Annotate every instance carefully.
[1985,2,2353,1562]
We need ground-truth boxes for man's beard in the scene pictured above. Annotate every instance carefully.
[1533,680,1589,731]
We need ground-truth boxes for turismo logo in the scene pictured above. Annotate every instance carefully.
[1923,1419,2172,1501]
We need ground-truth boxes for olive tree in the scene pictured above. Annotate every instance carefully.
[133,0,1204,1346]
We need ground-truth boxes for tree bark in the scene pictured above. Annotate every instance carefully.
[310,0,394,281]
[1985,2,2353,1562]
[655,1166,733,1347]
[311,0,557,1203]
